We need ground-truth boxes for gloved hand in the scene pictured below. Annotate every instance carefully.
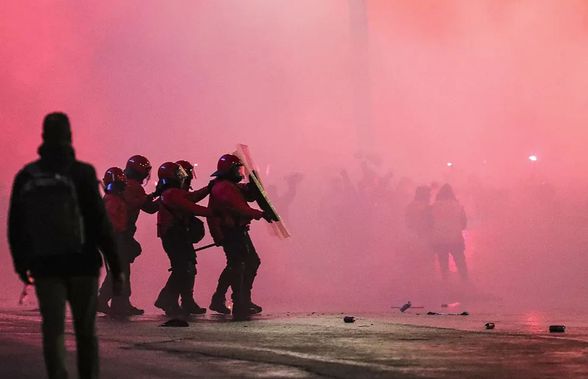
[112,272,126,296]
[152,182,164,197]
[262,211,275,223]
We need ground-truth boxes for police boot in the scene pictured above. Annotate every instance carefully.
[155,293,183,316]
[182,299,206,315]
[127,303,145,316]
[179,267,204,314]
[109,296,128,316]
[96,296,110,314]
[231,301,252,321]
[248,301,262,314]
[96,302,110,315]
[155,300,183,317]
[209,294,231,314]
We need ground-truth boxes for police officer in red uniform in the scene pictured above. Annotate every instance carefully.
[176,160,196,191]
[97,167,137,316]
[106,155,158,315]
[176,160,212,203]
[154,162,212,316]
[123,155,159,229]
[207,154,269,319]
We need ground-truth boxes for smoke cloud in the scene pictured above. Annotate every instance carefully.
[2,1,588,312]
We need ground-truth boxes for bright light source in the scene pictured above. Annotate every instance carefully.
[447,162,454,167]
[528,155,538,162]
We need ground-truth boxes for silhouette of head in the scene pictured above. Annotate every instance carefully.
[42,112,71,146]
[436,184,456,201]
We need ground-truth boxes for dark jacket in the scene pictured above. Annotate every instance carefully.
[123,178,158,233]
[104,192,128,233]
[7,144,122,277]
[430,198,467,247]
[206,179,263,244]
[157,187,211,238]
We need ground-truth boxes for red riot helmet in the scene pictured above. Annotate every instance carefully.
[103,167,127,193]
[125,155,152,182]
[211,154,243,181]
[176,160,194,190]
[158,162,188,187]
[175,160,194,180]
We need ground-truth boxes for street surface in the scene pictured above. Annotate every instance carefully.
[1,306,588,378]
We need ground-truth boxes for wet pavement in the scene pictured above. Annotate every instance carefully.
[1,306,588,378]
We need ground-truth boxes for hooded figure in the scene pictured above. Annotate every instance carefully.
[8,112,122,379]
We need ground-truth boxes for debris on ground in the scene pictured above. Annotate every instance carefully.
[425,311,470,316]
[549,325,565,333]
[159,319,189,327]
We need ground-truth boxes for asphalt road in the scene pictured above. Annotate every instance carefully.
[1,307,587,378]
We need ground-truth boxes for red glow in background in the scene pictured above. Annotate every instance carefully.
[2,1,588,312]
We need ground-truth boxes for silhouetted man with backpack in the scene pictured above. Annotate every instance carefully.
[8,112,123,379]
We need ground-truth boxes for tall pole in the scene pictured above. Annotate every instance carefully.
[348,0,374,157]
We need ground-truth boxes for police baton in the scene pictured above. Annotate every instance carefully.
[194,242,218,252]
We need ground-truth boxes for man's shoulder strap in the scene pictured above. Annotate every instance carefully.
[23,162,42,177]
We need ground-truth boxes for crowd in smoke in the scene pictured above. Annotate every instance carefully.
[2,143,587,314]
[2,1,588,314]
[257,153,588,312]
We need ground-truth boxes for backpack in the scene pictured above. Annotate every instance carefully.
[185,216,205,244]
[160,197,205,243]
[19,163,85,257]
